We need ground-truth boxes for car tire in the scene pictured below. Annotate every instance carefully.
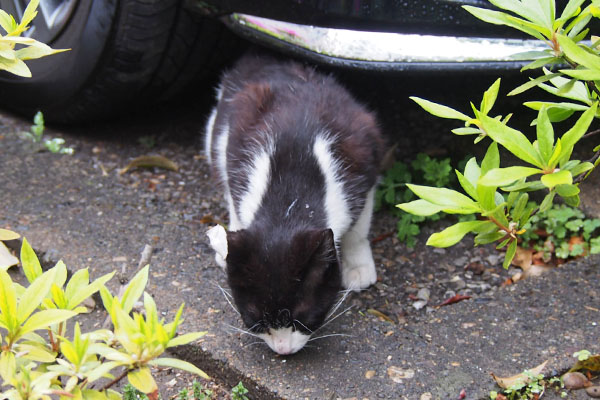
[0,0,238,123]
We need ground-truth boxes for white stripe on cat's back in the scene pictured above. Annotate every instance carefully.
[313,135,351,240]
[239,149,272,228]
[204,85,223,164]
[204,107,218,164]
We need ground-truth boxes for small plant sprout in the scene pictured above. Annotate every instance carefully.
[573,349,592,361]
[231,381,250,400]
[398,0,600,268]
[23,111,74,154]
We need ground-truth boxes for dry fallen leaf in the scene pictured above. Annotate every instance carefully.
[491,360,548,389]
[119,155,179,175]
[387,366,414,383]
[367,308,395,323]
[365,370,376,379]
[0,241,19,271]
[570,354,600,373]
[512,247,553,279]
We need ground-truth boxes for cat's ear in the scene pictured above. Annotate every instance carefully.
[230,83,274,132]
[292,228,338,276]
[207,225,228,267]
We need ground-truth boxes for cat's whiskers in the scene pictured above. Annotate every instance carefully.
[244,341,268,348]
[223,323,261,339]
[293,319,312,333]
[308,333,353,342]
[213,281,240,315]
[325,288,352,321]
[316,304,354,333]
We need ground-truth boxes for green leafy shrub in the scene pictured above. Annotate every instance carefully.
[398,0,600,268]
[0,235,208,399]
[520,203,600,259]
[376,153,472,247]
[0,0,68,77]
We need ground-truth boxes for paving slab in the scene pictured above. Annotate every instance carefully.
[0,99,598,400]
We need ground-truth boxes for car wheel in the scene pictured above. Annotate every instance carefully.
[0,0,238,123]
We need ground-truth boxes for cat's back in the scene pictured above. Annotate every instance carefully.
[205,55,384,234]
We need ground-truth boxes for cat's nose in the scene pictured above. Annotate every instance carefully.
[274,340,293,355]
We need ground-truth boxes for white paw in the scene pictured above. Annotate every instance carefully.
[341,244,376,291]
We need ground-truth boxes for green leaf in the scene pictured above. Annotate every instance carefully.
[0,57,31,77]
[475,231,506,245]
[15,42,68,61]
[464,157,481,187]
[521,56,561,71]
[426,221,487,248]
[559,0,586,22]
[511,193,530,222]
[557,33,600,71]
[0,350,16,383]
[536,107,554,163]
[121,265,149,314]
[536,68,591,105]
[14,343,56,362]
[20,238,42,283]
[559,102,598,162]
[564,194,580,207]
[508,73,561,96]
[541,170,572,188]
[452,127,481,135]
[462,6,546,40]
[556,183,580,197]
[455,170,478,200]
[19,0,39,29]
[540,191,556,212]
[66,271,114,311]
[410,97,470,121]
[405,184,481,214]
[481,78,501,115]
[21,309,76,335]
[560,68,600,80]
[396,199,444,216]
[479,115,543,168]
[570,161,594,177]
[479,167,542,186]
[481,142,500,175]
[0,229,19,241]
[524,101,588,112]
[149,358,209,379]
[503,240,518,269]
[127,367,158,394]
[17,268,57,324]
[167,332,207,348]
[0,10,16,34]
[0,269,17,331]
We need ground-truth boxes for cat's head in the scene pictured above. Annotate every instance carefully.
[207,225,341,354]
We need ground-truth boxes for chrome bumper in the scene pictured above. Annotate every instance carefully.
[225,13,548,71]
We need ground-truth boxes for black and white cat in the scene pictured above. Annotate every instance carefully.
[206,55,383,355]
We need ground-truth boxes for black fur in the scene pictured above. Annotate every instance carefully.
[208,54,383,336]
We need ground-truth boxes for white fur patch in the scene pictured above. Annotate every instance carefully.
[204,107,218,164]
[258,327,310,355]
[239,150,272,228]
[341,185,377,291]
[206,225,228,269]
[313,135,350,241]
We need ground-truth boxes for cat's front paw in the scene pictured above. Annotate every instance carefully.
[341,254,376,291]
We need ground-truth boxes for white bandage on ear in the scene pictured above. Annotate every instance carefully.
[207,225,228,269]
